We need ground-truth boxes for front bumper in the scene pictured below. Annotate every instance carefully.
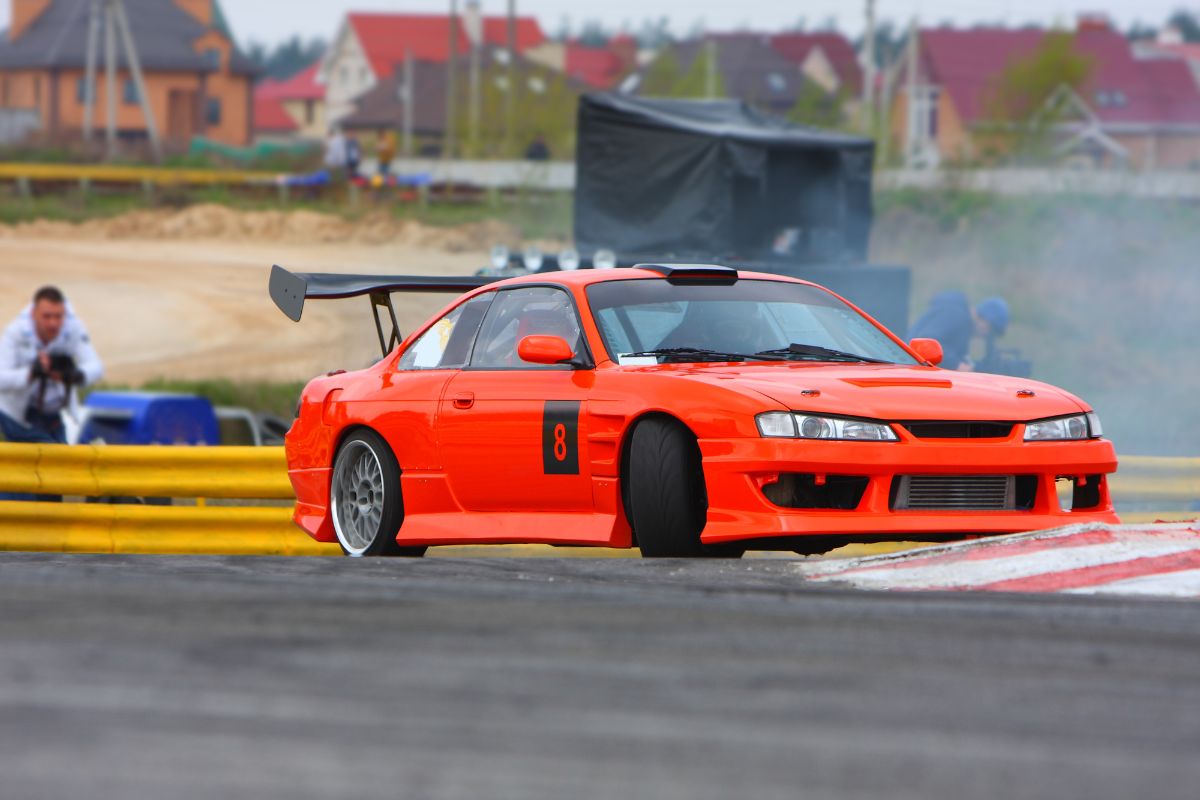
[698,436,1120,544]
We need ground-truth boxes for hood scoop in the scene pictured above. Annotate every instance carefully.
[842,377,954,389]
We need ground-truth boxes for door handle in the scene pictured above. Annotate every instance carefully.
[452,392,475,409]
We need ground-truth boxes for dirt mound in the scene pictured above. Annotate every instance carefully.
[0,205,523,252]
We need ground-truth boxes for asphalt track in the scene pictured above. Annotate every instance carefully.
[1,554,1198,800]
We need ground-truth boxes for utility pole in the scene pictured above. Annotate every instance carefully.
[862,0,876,135]
[905,17,918,166]
[705,38,717,99]
[467,0,481,156]
[505,0,516,157]
[86,0,161,162]
[444,0,459,160]
[83,0,100,146]
[104,0,116,158]
[402,48,414,158]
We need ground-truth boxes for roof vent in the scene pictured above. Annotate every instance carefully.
[634,264,739,282]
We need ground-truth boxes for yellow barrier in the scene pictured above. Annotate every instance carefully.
[0,443,292,499]
[0,443,326,555]
[0,444,1195,557]
[1111,456,1200,504]
[0,500,333,555]
[0,162,277,186]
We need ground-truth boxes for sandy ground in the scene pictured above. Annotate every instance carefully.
[0,212,494,383]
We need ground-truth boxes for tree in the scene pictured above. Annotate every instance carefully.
[640,48,684,96]
[1167,10,1200,42]
[787,82,847,129]
[984,32,1094,162]
[456,65,580,159]
[673,43,726,99]
[246,35,327,81]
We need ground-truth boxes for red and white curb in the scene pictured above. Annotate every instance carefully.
[798,523,1200,598]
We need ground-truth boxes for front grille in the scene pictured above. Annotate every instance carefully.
[900,421,1014,439]
[892,475,1034,511]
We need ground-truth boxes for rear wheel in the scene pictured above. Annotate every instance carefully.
[330,430,426,558]
[627,417,742,558]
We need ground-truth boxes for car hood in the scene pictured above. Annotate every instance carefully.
[653,363,1088,421]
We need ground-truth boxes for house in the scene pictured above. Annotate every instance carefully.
[0,0,257,147]
[625,33,807,116]
[254,61,324,141]
[322,6,545,123]
[769,32,863,98]
[339,48,584,158]
[523,34,638,90]
[891,17,1200,169]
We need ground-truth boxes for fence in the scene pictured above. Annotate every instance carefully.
[0,444,1194,555]
[0,443,333,555]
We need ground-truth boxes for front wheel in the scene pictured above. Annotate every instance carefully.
[627,418,742,558]
[330,430,426,558]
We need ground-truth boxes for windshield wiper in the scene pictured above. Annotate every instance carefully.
[756,343,892,364]
[620,347,787,363]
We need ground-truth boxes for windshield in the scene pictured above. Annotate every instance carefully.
[585,278,918,365]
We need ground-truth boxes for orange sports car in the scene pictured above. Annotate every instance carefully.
[270,263,1118,558]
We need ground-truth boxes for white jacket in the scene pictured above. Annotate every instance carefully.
[0,304,104,424]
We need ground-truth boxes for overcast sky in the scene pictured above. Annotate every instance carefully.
[1,1,1196,46]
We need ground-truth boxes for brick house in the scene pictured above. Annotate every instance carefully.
[0,0,257,147]
[891,18,1200,169]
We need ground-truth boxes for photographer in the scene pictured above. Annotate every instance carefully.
[909,291,1009,372]
[0,286,104,443]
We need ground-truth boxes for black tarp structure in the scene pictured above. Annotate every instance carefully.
[574,93,876,265]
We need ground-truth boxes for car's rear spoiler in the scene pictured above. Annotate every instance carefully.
[270,265,498,355]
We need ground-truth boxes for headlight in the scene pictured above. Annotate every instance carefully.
[756,412,898,441]
[1024,413,1099,441]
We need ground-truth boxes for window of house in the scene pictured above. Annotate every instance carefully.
[204,49,221,71]
[766,72,787,93]
[305,99,315,125]
[34,76,41,108]
[123,79,139,105]
[206,98,222,126]
[76,77,88,104]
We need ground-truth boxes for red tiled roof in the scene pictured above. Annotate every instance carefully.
[254,96,298,133]
[258,62,323,101]
[920,26,1200,127]
[566,45,625,89]
[770,32,863,93]
[482,17,548,52]
[348,13,545,79]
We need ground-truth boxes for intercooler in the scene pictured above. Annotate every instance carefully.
[892,475,1021,511]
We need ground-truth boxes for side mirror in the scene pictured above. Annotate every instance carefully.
[909,338,944,366]
[517,335,575,365]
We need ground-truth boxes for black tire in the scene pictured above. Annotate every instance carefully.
[626,417,741,558]
[330,429,426,558]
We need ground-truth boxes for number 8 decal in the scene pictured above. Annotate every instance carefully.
[543,401,580,475]
[553,423,568,461]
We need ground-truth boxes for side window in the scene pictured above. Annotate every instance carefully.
[471,287,583,369]
[397,293,492,370]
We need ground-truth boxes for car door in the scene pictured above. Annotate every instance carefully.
[439,286,595,513]
[366,292,494,472]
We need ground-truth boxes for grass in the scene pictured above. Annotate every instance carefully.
[0,183,574,240]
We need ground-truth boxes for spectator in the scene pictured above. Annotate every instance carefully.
[0,286,103,443]
[909,291,1009,371]
[324,127,347,181]
[524,133,550,161]
[377,130,397,179]
[346,133,362,180]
